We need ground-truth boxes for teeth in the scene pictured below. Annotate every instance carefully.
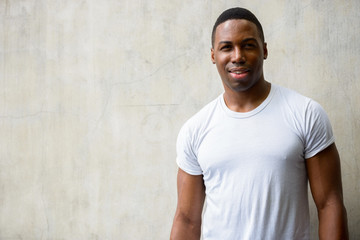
[230,69,247,74]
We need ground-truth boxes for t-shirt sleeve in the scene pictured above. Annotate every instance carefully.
[304,100,335,159]
[176,122,203,175]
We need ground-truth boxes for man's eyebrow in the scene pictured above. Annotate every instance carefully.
[241,37,257,42]
[218,41,232,45]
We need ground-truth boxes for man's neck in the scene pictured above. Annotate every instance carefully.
[223,80,271,113]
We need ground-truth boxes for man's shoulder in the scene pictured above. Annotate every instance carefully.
[275,84,310,101]
[273,84,313,110]
[181,95,222,132]
[273,83,328,123]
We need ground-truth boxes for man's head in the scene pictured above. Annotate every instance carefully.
[211,8,268,93]
[211,7,264,48]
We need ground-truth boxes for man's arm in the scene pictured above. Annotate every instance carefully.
[170,168,205,240]
[306,143,348,240]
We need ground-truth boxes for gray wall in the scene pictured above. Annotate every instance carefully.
[1,0,359,239]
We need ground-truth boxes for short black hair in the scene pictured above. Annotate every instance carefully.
[211,7,265,47]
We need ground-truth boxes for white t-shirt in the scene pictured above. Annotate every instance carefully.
[176,84,334,240]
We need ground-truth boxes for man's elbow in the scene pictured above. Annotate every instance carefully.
[170,211,202,240]
[316,195,345,212]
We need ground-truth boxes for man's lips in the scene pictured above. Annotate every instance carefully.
[228,67,250,74]
[228,67,250,79]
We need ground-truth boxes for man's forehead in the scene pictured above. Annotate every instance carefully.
[217,19,257,33]
[215,19,259,40]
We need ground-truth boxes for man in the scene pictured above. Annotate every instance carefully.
[170,7,348,240]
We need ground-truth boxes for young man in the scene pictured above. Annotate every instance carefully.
[170,7,348,240]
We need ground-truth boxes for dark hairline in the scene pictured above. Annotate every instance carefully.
[211,8,265,48]
[212,20,264,48]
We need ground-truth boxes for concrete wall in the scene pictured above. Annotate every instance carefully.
[1,0,359,239]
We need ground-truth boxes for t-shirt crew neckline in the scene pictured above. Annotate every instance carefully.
[220,83,276,119]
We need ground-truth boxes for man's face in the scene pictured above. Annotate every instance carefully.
[211,19,267,93]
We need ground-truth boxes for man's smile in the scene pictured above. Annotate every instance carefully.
[228,67,250,79]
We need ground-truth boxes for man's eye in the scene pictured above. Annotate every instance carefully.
[244,43,256,49]
[220,45,231,50]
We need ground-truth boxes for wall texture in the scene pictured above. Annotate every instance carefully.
[1,0,359,239]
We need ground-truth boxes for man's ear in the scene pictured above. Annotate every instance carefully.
[211,48,216,64]
[263,42,268,60]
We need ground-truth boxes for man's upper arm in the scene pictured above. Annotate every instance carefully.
[175,168,205,223]
[306,143,348,239]
[306,143,344,207]
[170,168,205,239]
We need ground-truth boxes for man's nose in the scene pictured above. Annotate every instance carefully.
[232,47,245,63]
